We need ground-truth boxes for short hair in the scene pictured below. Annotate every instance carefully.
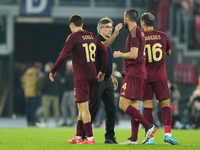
[46,62,54,69]
[124,8,138,22]
[68,14,83,27]
[97,17,113,33]
[141,12,155,27]
[33,62,43,70]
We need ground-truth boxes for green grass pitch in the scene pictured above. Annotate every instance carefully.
[0,128,199,150]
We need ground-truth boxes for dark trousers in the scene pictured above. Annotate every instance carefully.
[26,97,39,125]
[83,77,116,139]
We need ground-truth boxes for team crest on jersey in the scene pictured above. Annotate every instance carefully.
[141,32,144,37]
[121,91,125,95]
[135,119,138,121]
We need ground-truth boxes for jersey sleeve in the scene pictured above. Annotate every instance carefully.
[129,28,140,49]
[96,38,108,73]
[51,34,74,73]
[64,34,74,53]
[129,36,139,49]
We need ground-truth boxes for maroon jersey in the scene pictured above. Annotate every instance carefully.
[121,26,146,79]
[144,30,172,82]
[51,30,108,81]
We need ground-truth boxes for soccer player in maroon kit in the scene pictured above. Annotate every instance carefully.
[113,8,157,145]
[140,12,179,145]
[49,15,108,144]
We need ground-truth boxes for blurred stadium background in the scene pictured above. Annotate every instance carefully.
[0,0,200,129]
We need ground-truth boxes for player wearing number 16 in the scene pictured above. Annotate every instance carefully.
[49,15,108,144]
[140,12,179,145]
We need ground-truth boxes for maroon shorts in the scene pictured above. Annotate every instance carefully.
[142,80,170,100]
[74,79,96,103]
[120,76,145,100]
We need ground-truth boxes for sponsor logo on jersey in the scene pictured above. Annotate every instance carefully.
[121,91,125,95]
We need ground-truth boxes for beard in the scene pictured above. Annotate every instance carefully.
[124,22,128,28]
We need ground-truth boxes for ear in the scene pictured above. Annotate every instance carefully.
[143,21,146,27]
[99,27,102,33]
[81,23,83,27]
[141,20,145,26]
[70,23,75,28]
[142,20,144,25]
[126,16,130,22]
[69,23,72,28]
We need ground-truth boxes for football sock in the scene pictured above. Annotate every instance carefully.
[165,133,172,136]
[75,136,81,139]
[83,122,93,137]
[161,107,172,134]
[143,108,154,137]
[125,105,150,129]
[87,136,94,141]
[76,120,83,136]
[143,108,153,124]
[164,126,171,134]
[130,110,140,140]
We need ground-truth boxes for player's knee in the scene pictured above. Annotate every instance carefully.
[143,100,153,108]
[119,102,126,112]
[160,99,171,108]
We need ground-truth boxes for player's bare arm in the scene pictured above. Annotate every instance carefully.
[113,47,138,59]
[49,72,56,82]
[103,23,123,49]
[111,72,118,91]
[165,49,171,56]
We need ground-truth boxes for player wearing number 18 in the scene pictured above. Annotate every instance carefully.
[49,15,108,144]
[140,12,179,145]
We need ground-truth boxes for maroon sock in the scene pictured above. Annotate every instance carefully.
[125,105,150,129]
[161,107,172,131]
[161,107,172,133]
[130,110,140,140]
[143,108,153,124]
[83,122,93,137]
[143,108,153,137]
[76,120,83,136]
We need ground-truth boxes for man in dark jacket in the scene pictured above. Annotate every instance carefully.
[82,17,122,144]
